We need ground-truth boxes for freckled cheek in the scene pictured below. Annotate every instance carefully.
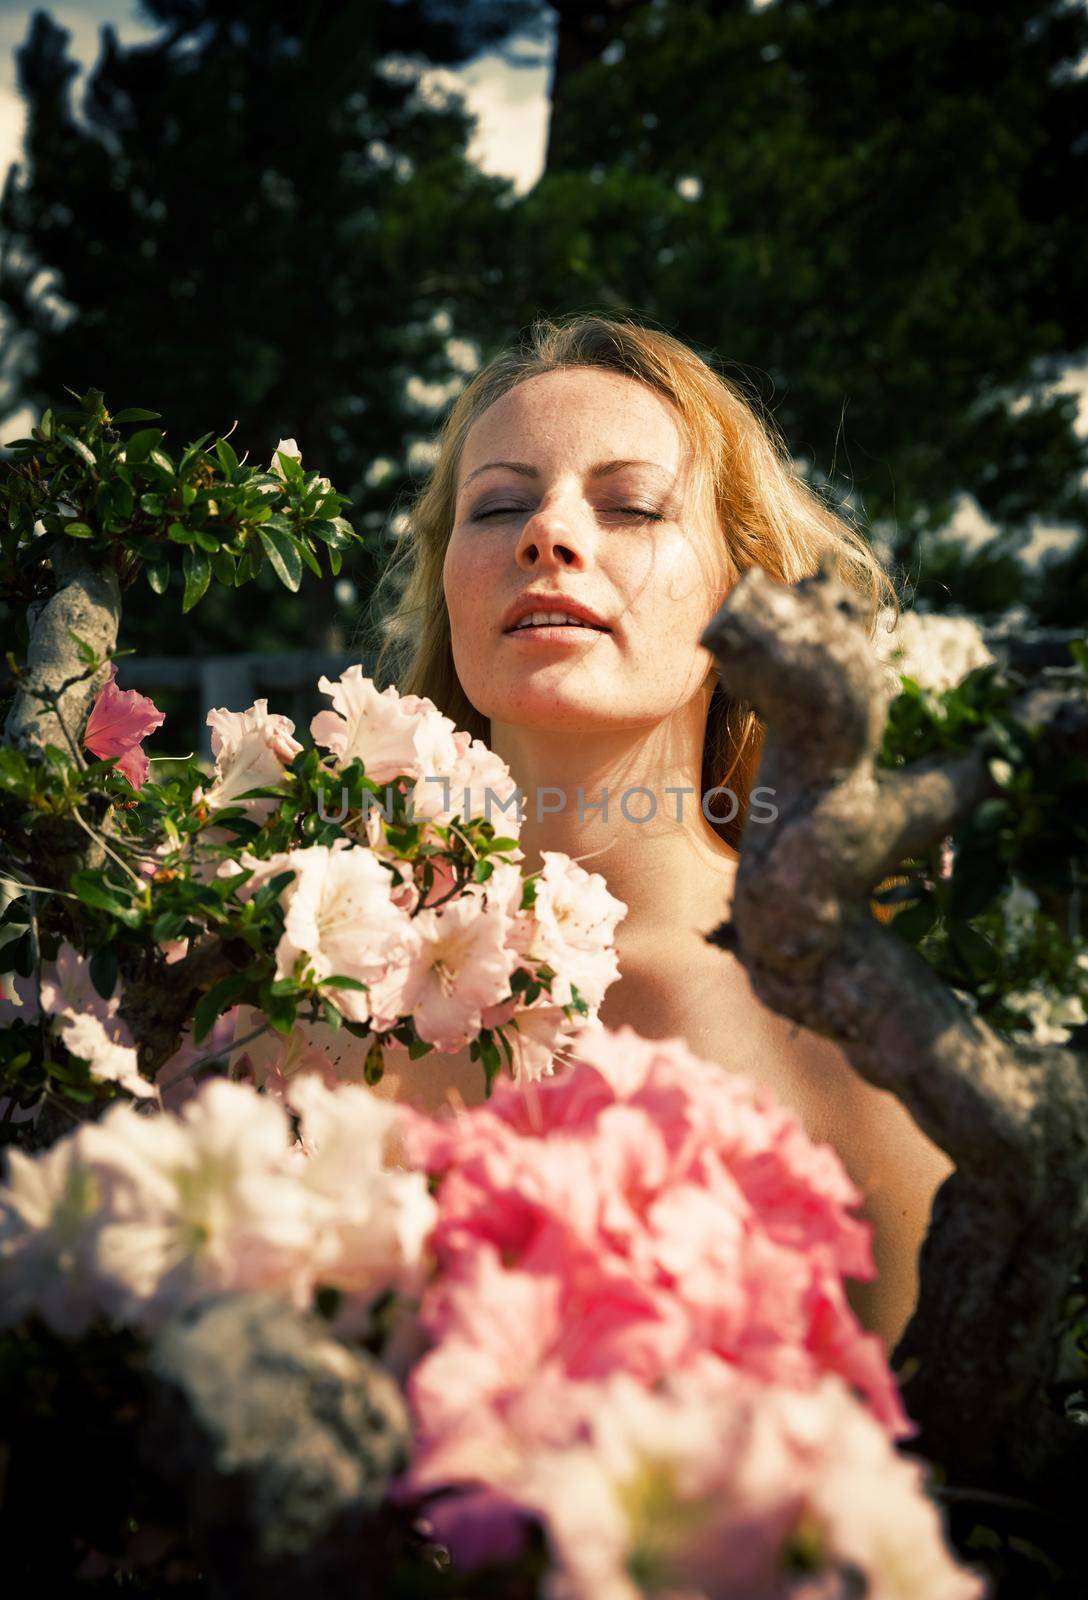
[622,560,714,698]
[445,539,502,684]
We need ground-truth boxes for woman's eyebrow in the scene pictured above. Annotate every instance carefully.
[461,458,667,490]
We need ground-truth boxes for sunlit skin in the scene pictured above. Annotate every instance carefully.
[372,366,956,1355]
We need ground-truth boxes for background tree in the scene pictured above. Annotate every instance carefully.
[501,0,1088,619]
[0,0,548,701]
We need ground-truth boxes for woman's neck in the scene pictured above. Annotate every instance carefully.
[487,695,740,937]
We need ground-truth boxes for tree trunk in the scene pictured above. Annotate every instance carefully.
[700,553,1088,1511]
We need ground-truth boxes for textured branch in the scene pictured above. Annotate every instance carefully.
[700,554,1088,1504]
[3,540,121,758]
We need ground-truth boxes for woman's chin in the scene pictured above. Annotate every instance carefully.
[485,695,642,733]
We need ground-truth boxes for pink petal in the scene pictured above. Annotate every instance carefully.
[84,668,165,759]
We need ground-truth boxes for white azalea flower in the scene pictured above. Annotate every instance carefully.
[0,1137,106,1336]
[270,436,302,478]
[391,893,517,1052]
[201,699,303,823]
[287,1075,436,1327]
[274,839,418,1025]
[874,606,994,695]
[311,665,460,784]
[57,1010,158,1101]
[515,852,627,1010]
[406,728,523,834]
[86,1085,321,1329]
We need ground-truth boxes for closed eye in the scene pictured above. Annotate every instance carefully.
[472,507,664,523]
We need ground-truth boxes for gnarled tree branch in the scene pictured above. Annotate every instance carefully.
[700,554,1088,1506]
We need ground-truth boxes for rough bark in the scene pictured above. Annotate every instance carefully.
[3,541,121,760]
[700,553,1088,1507]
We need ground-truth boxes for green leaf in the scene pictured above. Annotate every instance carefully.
[168,521,194,543]
[182,546,211,612]
[58,429,97,468]
[124,427,163,465]
[70,870,140,926]
[178,433,214,474]
[297,539,323,579]
[0,921,29,955]
[250,868,298,910]
[193,973,252,1043]
[215,438,239,477]
[209,547,236,586]
[974,797,1012,832]
[408,1037,434,1060]
[319,974,368,991]
[152,910,189,942]
[113,407,162,423]
[948,919,999,979]
[258,524,303,591]
[320,999,344,1031]
[478,1031,502,1092]
[63,520,95,539]
[496,1026,515,1073]
[66,629,99,666]
[148,447,175,475]
[140,493,167,517]
[274,447,304,484]
[145,559,170,595]
[89,945,118,1002]
[889,896,940,940]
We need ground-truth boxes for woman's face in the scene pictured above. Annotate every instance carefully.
[444,367,727,735]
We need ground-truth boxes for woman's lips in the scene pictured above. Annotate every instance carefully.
[504,622,611,643]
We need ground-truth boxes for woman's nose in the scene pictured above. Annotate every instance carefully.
[513,504,592,569]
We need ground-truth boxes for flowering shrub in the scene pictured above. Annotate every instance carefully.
[0,1023,986,1598]
[1,652,626,1123]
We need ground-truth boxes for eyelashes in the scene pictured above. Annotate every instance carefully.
[470,507,665,524]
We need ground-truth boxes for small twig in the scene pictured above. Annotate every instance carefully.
[157,1019,271,1094]
[71,805,146,889]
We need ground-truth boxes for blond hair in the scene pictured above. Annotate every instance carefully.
[370,313,900,852]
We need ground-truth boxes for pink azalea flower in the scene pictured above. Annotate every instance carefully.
[82,662,165,790]
[393,1021,921,1574]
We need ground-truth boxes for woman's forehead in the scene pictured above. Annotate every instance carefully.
[461,368,688,467]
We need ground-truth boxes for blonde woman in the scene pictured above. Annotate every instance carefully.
[365,313,954,1355]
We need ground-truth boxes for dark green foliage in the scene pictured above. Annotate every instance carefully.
[0,0,547,663]
[486,0,1088,619]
